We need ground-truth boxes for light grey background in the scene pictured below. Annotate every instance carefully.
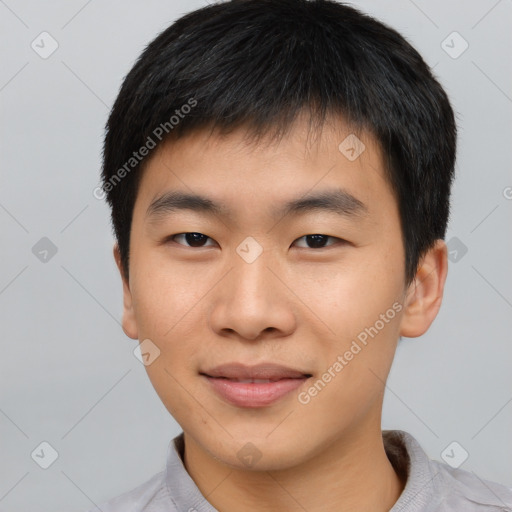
[0,0,511,510]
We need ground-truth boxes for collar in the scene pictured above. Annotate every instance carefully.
[164,430,443,512]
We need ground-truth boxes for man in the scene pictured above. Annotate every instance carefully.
[91,0,512,510]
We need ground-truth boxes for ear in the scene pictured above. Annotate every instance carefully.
[113,244,139,340]
[399,239,448,338]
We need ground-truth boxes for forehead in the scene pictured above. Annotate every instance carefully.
[133,117,395,224]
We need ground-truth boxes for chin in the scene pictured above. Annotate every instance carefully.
[202,429,314,471]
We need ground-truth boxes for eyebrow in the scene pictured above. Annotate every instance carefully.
[145,188,368,223]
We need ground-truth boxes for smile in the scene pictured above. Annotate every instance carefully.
[200,363,312,408]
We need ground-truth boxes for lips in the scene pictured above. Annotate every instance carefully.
[222,378,282,383]
[201,362,311,381]
[201,363,312,408]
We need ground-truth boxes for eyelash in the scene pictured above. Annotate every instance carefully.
[166,232,346,250]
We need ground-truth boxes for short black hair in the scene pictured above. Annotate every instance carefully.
[101,0,457,285]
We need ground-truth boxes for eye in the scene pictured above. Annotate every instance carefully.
[168,232,216,248]
[166,233,345,250]
[293,234,344,249]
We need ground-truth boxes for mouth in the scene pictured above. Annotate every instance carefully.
[200,363,312,408]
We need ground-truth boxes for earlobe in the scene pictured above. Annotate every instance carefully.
[113,244,139,340]
[399,239,448,338]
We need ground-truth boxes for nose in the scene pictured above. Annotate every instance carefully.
[208,250,297,342]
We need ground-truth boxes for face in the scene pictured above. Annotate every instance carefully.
[116,117,420,470]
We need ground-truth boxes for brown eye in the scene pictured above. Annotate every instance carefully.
[293,234,342,249]
[170,232,215,248]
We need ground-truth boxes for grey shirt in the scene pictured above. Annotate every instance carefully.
[88,430,512,511]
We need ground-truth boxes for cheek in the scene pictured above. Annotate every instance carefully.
[130,251,208,339]
[291,253,402,333]
[291,248,404,388]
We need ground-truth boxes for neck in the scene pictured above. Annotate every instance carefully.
[183,425,405,512]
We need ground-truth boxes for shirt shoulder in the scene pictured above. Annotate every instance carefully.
[84,432,217,512]
[385,430,512,512]
[431,458,512,511]
[84,470,178,512]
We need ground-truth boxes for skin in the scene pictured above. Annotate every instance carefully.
[114,115,448,512]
